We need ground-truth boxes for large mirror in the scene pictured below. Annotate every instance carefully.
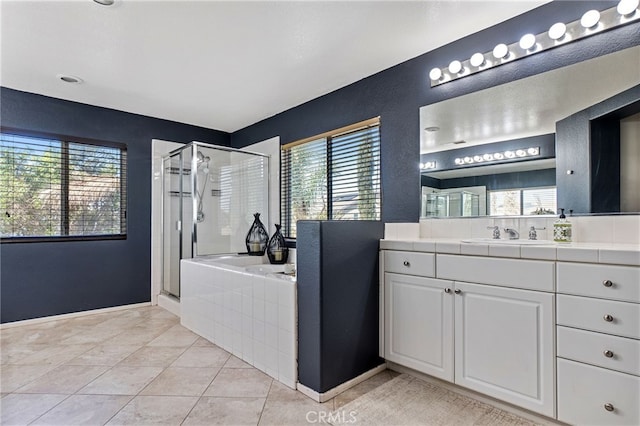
[419,45,640,218]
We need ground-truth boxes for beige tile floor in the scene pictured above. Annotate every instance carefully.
[1,306,530,425]
[1,306,396,425]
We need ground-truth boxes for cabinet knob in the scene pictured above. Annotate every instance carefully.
[403,260,410,267]
[603,279,613,287]
[604,350,614,358]
[603,314,614,322]
[444,288,451,293]
[604,403,614,412]
[454,289,462,294]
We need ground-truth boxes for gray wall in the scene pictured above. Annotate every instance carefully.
[0,88,230,323]
[297,221,384,393]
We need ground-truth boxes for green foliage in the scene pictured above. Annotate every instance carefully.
[1,137,123,237]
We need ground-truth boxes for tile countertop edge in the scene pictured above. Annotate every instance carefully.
[379,239,640,266]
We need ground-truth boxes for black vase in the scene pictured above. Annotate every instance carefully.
[267,224,288,264]
[246,213,268,255]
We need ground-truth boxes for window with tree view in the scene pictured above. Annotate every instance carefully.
[488,187,556,216]
[281,118,381,237]
[0,132,127,240]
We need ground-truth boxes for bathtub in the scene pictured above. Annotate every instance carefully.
[180,255,297,389]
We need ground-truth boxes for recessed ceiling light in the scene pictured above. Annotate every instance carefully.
[57,74,83,84]
[424,126,440,132]
[93,0,115,5]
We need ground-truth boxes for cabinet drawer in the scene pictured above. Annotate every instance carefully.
[557,262,640,303]
[436,254,554,291]
[384,251,435,277]
[557,358,640,426]
[557,326,640,376]
[557,295,640,339]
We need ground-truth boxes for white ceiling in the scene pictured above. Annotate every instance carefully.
[0,0,548,133]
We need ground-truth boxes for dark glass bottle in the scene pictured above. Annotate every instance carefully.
[267,224,288,264]
[246,213,268,255]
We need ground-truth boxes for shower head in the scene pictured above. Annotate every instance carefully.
[196,151,210,168]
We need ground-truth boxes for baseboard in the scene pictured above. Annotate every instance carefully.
[297,363,387,403]
[386,361,563,425]
[158,293,181,317]
[0,302,152,329]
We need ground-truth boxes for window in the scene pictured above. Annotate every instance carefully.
[488,187,556,216]
[281,118,381,237]
[0,131,127,240]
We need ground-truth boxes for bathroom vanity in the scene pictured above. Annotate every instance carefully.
[379,229,639,424]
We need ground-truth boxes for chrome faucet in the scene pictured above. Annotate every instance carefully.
[487,226,500,239]
[528,226,546,240]
[503,228,520,240]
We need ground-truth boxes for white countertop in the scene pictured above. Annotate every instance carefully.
[380,238,640,266]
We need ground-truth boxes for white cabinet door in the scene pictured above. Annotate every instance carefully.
[385,273,454,381]
[454,281,556,417]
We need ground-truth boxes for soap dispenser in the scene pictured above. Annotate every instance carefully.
[553,208,572,243]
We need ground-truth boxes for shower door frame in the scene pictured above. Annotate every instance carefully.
[161,141,270,299]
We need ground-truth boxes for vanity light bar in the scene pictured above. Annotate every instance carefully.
[453,147,539,166]
[429,0,640,87]
[420,161,437,170]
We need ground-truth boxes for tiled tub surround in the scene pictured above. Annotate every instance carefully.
[180,255,297,389]
[380,222,639,423]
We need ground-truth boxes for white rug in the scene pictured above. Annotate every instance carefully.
[332,374,538,425]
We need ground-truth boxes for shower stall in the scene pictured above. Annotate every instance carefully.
[162,142,270,299]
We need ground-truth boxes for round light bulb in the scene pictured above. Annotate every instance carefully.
[492,43,509,59]
[483,153,494,161]
[419,163,425,169]
[494,152,504,160]
[455,158,464,165]
[464,156,473,164]
[470,53,485,67]
[448,60,463,74]
[516,149,527,157]
[581,10,601,28]
[505,150,516,158]
[527,147,539,155]
[617,0,639,15]
[429,67,442,81]
[473,155,483,162]
[519,33,536,50]
[548,22,567,40]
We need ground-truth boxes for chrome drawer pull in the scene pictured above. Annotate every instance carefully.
[604,403,614,412]
[603,279,613,287]
[454,289,462,294]
[603,314,614,322]
[403,260,410,267]
[604,350,614,358]
[444,288,451,294]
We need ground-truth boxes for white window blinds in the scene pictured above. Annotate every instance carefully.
[281,118,381,237]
